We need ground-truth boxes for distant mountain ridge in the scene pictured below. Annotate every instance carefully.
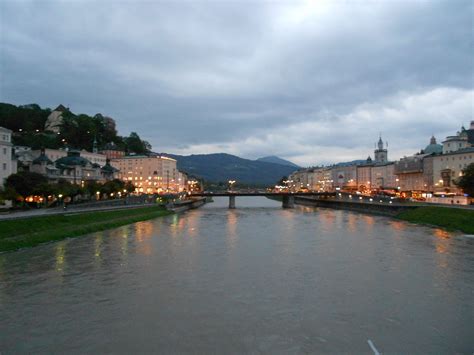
[160,152,297,185]
[256,155,300,168]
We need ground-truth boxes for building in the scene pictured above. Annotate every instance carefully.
[99,142,126,160]
[178,171,188,192]
[111,155,180,193]
[432,148,474,194]
[356,157,373,192]
[466,121,474,144]
[394,154,425,193]
[442,128,470,154]
[312,167,333,191]
[0,127,16,186]
[374,136,388,164]
[423,136,443,155]
[288,169,310,191]
[371,163,396,190]
[394,136,442,195]
[28,149,116,184]
[429,125,474,194]
[332,164,357,190]
[28,148,107,167]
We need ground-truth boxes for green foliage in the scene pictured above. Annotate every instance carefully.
[100,179,126,195]
[456,163,474,196]
[0,102,150,153]
[397,206,474,234]
[125,181,135,193]
[5,172,49,199]
[0,185,19,201]
[0,206,171,252]
[0,102,50,132]
[125,132,151,154]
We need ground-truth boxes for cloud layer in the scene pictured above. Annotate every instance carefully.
[1,0,472,166]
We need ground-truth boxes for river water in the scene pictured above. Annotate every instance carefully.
[0,197,473,353]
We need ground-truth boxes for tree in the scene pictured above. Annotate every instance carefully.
[125,181,135,193]
[125,132,151,154]
[0,185,18,202]
[456,163,474,196]
[5,172,48,200]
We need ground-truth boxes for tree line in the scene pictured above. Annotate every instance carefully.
[0,171,135,207]
[0,102,151,154]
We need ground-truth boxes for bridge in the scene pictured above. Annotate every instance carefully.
[190,192,336,209]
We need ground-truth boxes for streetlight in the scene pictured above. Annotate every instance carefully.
[228,180,236,191]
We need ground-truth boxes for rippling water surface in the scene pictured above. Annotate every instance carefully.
[0,197,473,353]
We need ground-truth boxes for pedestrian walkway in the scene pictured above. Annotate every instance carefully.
[0,203,157,221]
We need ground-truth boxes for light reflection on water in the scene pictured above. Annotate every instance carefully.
[0,197,472,353]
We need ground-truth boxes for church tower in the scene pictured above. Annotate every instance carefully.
[374,135,388,164]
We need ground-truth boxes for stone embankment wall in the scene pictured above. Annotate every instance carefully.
[169,197,206,213]
[295,196,418,216]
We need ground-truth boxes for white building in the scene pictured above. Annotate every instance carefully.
[111,155,180,193]
[0,127,16,186]
[442,128,470,154]
[432,148,474,193]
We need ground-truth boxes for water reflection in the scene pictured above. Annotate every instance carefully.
[94,232,103,264]
[0,199,472,354]
[388,220,406,231]
[434,229,451,239]
[55,243,66,273]
[226,210,238,250]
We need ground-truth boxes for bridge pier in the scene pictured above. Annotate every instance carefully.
[282,195,295,209]
[229,195,236,209]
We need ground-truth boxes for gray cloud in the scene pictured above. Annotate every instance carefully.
[1,0,472,166]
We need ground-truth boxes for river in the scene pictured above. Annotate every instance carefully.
[0,197,473,353]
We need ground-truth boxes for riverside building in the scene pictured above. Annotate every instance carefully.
[111,155,183,193]
[0,126,17,186]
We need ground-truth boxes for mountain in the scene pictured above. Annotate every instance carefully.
[256,155,300,168]
[161,153,297,186]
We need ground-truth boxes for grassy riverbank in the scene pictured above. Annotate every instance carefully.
[0,206,172,252]
[396,206,474,234]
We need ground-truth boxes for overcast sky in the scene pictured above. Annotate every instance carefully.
[1,0,472,166]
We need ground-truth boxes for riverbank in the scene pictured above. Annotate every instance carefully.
[0,206,172,253]
[396,206,474,234]
[292,196,474,234]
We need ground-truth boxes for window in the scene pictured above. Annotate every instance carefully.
[2,163,6,170]
[2,148,6,155]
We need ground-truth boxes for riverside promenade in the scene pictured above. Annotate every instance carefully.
[0,197,206,221]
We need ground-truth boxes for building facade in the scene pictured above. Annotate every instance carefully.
[99,142,126,160]
[432,148,474,193]
[374,136,388,164]
[29,149,116,184]
[332,165,358,190]
[0,127,16,186]
[111,155,180,193]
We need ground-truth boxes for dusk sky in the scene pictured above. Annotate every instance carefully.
[1,0,472,166]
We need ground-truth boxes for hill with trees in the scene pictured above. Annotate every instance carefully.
[0,102,151,154]
[256,155,300,168]
[161,153,297,186]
